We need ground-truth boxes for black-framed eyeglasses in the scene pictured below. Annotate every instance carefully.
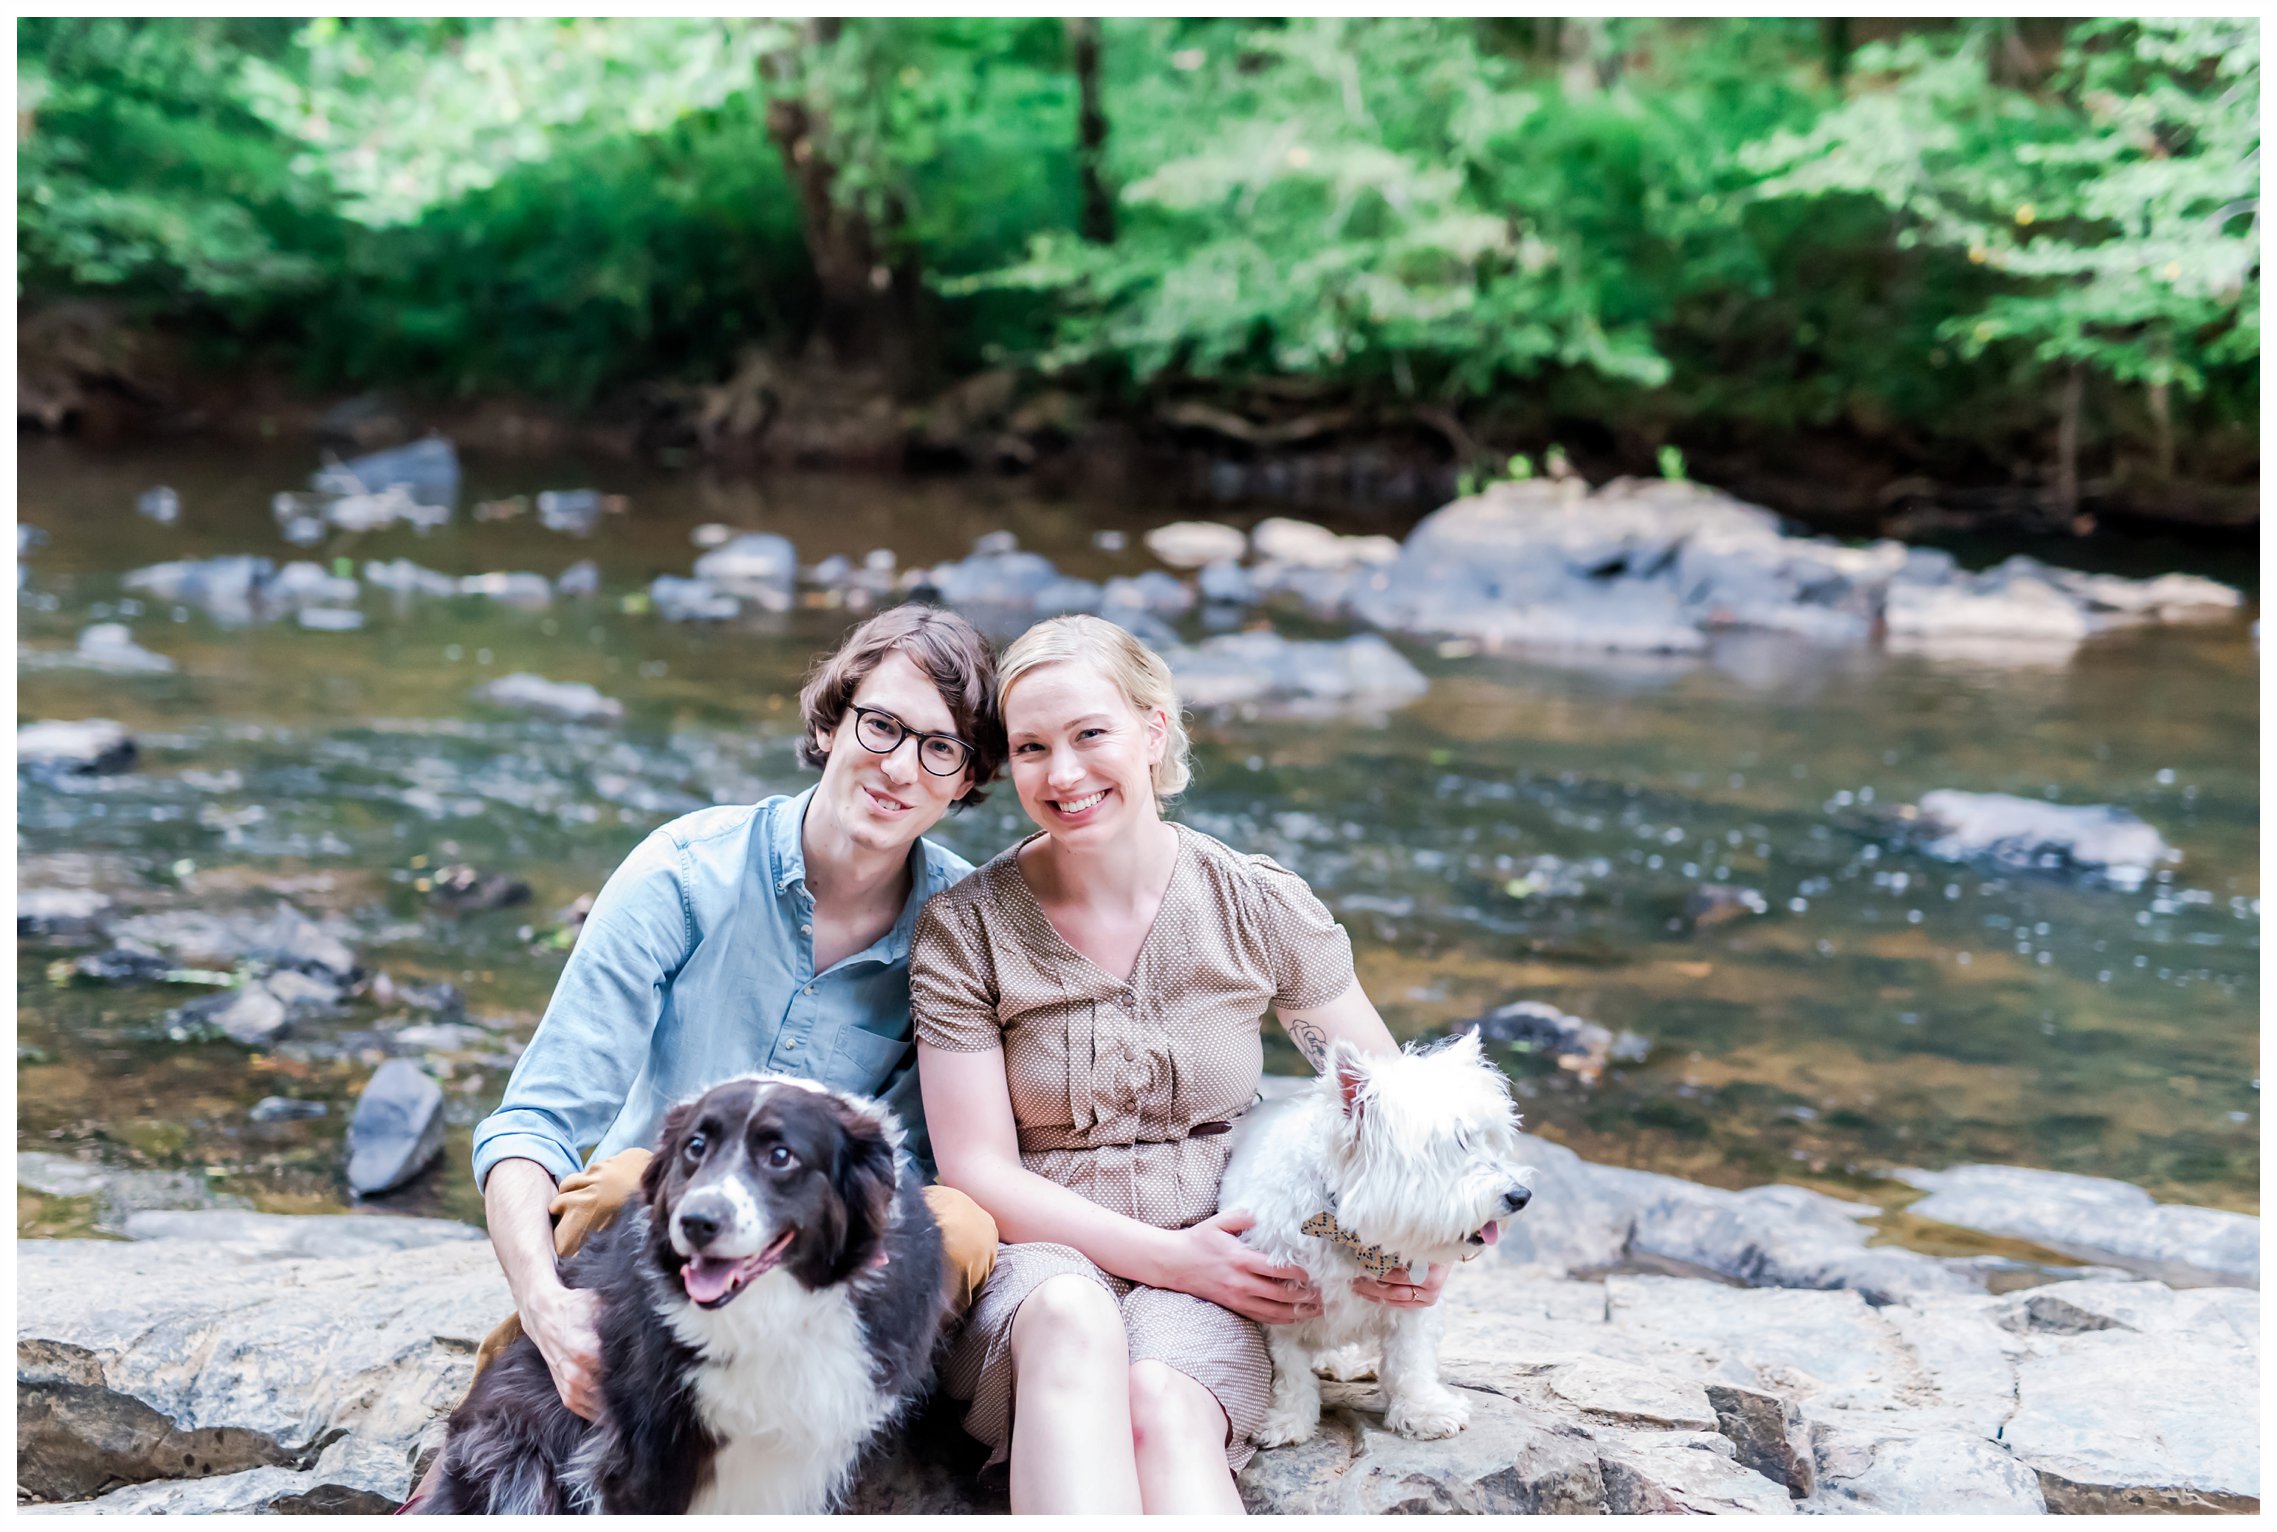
[849,705,973,777]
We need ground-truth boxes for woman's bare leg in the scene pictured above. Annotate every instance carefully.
[1128,1360,1246,1515]
[1006,1275,1142,1514]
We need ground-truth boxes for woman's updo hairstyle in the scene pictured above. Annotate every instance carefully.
[998,615,1193,800]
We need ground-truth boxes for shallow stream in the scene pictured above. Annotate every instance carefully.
[15,437,2260,1241]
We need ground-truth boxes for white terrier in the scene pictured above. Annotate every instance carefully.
[1219,1030,1534,1444]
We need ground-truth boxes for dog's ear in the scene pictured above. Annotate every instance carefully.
[1329,1040,1371,1121]
[641,1099,697,1208]
[823,1102,901,1285]
[1439,1026,1487,1064]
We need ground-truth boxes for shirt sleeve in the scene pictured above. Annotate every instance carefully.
[470,827,694,1190]
[910,892,1004,1054]
[1241,853,1358,1012]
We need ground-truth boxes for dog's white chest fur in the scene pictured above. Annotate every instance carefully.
[666,1273,888,1514]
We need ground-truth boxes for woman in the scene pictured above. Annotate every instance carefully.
[913,614,1445,1514]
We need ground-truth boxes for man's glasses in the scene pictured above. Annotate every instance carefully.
[849,705,973,776]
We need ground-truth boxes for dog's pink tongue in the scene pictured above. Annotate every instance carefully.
[683,1256,742,1305]
[1480,1221,1501,1246]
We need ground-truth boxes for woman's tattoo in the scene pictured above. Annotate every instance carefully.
[1288,1018,1329,1070]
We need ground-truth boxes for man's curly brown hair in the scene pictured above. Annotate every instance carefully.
[797,604,1005,806]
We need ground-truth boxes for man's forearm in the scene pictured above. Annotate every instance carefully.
[484,1156,567,1315]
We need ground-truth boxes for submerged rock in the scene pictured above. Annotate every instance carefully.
[649,573,740,622]
[1685,883,1768,930]
[1907,789,2178,891]
[692,532,797,611]
[109,904,358,984]
[1165,631,1429,712]
[1145,519,1246,569]
[475,673,624,724]
[134,486,181,524]
[345,1060,445,1196]
[313,436,460,509]
[456,570,552,608]
[61,623,175,674]
[18,887,114,938]
[362,558,459,599]
[1461,999,1649,1087]
[19,719,136,776]
[123,556,274,626]
[1894,1164,2257,1286]
[427,863,532,912]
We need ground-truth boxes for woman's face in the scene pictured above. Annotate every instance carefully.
[1003,658,1165,846]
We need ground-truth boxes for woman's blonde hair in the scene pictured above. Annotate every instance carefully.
[998,615,1193,799]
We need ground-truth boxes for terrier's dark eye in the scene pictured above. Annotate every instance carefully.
[767,1145,795,1169]
[682,1133,706,1165]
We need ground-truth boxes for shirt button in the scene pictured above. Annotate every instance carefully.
[786,1038,800,1051]
[800,923,812,936]
[803,985,814,995]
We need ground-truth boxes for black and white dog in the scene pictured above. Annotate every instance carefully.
[417,1075,947,1514]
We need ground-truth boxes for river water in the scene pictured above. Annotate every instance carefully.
[15,437,2260,1239]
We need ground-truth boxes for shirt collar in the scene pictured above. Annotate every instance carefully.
[769,783,949,963]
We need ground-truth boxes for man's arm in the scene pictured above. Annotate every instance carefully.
[484,1156,606,1419]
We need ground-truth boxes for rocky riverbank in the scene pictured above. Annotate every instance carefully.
[17,1132,2257,1515]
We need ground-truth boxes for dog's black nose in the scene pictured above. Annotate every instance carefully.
[1503,1185,1532,1213]
[677,1209,721,1248]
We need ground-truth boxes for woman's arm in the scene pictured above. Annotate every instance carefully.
[1274,975,1399,1068]
[919,1042,1316,1325]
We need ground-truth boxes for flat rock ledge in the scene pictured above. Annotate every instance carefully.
[17,1196,2257,1516]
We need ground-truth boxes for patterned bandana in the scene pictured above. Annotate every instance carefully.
[1300,1209,1406,1278]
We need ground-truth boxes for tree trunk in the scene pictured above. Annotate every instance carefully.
[1824,18,1852,86]
[2054,360,2082,521]
[2148,333,2175,479]
[1067,18,1115,244]
[760,20,914,381]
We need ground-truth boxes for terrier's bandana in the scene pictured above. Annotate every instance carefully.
[1301,1209,1406,1278]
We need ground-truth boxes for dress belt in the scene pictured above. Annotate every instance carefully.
[1018,1119,1232,1152]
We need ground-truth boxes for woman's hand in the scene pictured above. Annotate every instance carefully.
[1350,1261,1448,1310]
[522,1281,607,1420]
[1154,1209,1322,1326]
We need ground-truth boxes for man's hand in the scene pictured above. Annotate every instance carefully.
[521,1282,607,1420]
[1351,1261,1448,1309]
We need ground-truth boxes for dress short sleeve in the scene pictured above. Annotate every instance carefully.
[1239,854,1357,1012]
[911,892,1004,1053]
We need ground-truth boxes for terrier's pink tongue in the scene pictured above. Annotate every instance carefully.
[683,1256,743,1304]
[1480,1221,1501,1246]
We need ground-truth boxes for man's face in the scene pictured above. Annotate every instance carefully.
[810,650,974,856]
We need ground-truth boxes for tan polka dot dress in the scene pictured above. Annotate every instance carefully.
[911,822,1357,1473]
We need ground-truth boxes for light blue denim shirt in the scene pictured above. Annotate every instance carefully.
[471,786,974,1189]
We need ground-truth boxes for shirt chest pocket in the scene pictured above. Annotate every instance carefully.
[826,1019,912,1094]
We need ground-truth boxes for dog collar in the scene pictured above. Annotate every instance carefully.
[1300,1209,1408,1278]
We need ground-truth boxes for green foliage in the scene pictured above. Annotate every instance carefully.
[1748,20,2259,402]
[14,16,2261,474]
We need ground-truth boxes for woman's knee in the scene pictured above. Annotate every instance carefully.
[1011,1274,1127,1389]
[1127,1360,1228,1453]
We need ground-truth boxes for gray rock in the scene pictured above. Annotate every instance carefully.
[1250,516,1399,570]
[1598,1429,1796,1513]
[362,558,459,598]
[1908,791,2180,892]
[120,1209,483,1261]
[1629,1180,1981,1304]
[1808,1427,2050,1514]
[19,719,136,776]
[296,606,364,632]
[693,532,797,610]
[476,672,625,724]
[18,1338,292,1504]
[123,555,274,626]
[457,570,553,608]
[535,488,604,534]
[1100,569,1195,618]
[346,1060,446,1196]
[1234,1380,1608,1513]
[1708,1381,1814,1497]
[18,887,113,937]
[269,559,361,610]
[249,1096,328,1125]
[1896,1164,2256,1285]
[1463,999,1650,1087]
[67,623,175,674]
[650,573,740,621]
[2005,1329,2259,1512]
[170,983,291,1045]
[17,1151,251,1229]
[110,903,358,983]
[1197,558,1255,605]
[314,435,460,508]
[1166,631,1429,712]
[1686,883,1768,929]
[1145,519,1246,569]
[554,558,601,597]
[17,1232,505,1511]
[134,485,181,524]
[1544,1361,1715,1429]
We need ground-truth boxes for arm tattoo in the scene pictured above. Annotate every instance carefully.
[1288,1017,1329,1071]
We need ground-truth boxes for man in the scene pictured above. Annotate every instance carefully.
[463,604,1006,1423]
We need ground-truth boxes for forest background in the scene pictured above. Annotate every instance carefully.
[15,16,2261,532]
